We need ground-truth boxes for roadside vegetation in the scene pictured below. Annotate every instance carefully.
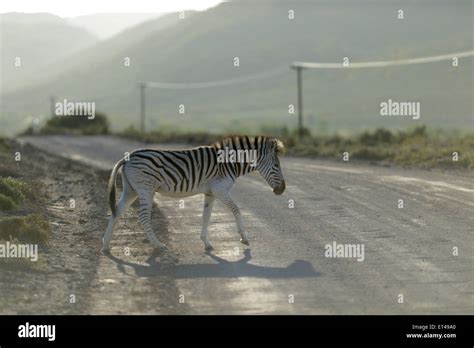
[22,112,109,135]
[0,138,50,268]
[18,116,473,170]
[118,125,473,170]
[288,126,474,169]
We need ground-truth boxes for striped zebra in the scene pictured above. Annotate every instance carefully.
[102,135,286,252]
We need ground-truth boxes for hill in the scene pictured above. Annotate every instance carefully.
[67,13,164,39]
[0,13,98,93]
[1,0,472,135]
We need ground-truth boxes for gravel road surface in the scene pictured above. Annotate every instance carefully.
[18,135,473,314]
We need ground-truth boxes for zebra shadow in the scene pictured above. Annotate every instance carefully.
[107,248,319,279]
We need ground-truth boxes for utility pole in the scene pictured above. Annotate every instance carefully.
[291,65,305,140]
[139,82,147,133]
[50,96,56,118]
[296,66,303,140]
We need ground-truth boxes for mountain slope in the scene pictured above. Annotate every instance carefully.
[1,0,472,135]
[0,13,98,92]
[67,13,164,39]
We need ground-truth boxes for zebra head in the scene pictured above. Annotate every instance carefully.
[257,138,286,195]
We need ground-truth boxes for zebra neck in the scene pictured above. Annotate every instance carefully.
[218,160,258,181]
[212,141,260,181]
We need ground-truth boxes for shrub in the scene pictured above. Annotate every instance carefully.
[0,194,18,210]
[0,177,32,205]
[40,112,109,135]
[359,129,394,145]
[0,138,9,153]
[0,214,50,244]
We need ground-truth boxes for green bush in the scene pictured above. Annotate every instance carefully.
[0,138,9,153]
[0,214,50,244]
[0,177,26,203]
[0,177,35,211]
[359,128,394,145]
[40,112,109,135]
[0,194,18,210]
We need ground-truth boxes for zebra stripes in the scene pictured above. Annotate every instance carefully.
[102,136,286,252]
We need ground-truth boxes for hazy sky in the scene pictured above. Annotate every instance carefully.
[0,0,223,17]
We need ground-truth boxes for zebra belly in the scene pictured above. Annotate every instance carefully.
[155,184,210,198]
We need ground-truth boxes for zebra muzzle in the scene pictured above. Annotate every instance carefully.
[273,181,286,195]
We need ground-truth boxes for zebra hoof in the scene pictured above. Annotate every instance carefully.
[240,238,250,246]
[101,242,110,254]
[205,245,214,251]
[154,244,168,251]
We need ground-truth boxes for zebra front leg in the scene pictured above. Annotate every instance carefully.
[213,190,249,246]
[201,194,215,251]
[137,190,166,250]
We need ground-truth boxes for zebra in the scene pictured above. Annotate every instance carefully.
[102,135,286,252]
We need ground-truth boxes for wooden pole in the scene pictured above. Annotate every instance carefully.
[296,66,304,140]
[50,96,56,118]
[139,83,146,133]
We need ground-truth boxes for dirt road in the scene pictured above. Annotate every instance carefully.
[16,135,474,314]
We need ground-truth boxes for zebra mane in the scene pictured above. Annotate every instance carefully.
[274,138,286,157]
[213,135,286,157]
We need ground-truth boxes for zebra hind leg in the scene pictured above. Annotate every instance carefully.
[137,189,166,250]
[102,178,137,252]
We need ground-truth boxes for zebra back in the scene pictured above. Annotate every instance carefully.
[125,135,284,193]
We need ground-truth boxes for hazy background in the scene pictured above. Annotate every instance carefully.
[0,0,472,136]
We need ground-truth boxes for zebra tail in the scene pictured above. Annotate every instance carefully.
[108,158,126,217]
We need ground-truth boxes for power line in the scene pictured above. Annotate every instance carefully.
[291,49,474,140]
[144,66,288,89]
[292,50,474,69]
